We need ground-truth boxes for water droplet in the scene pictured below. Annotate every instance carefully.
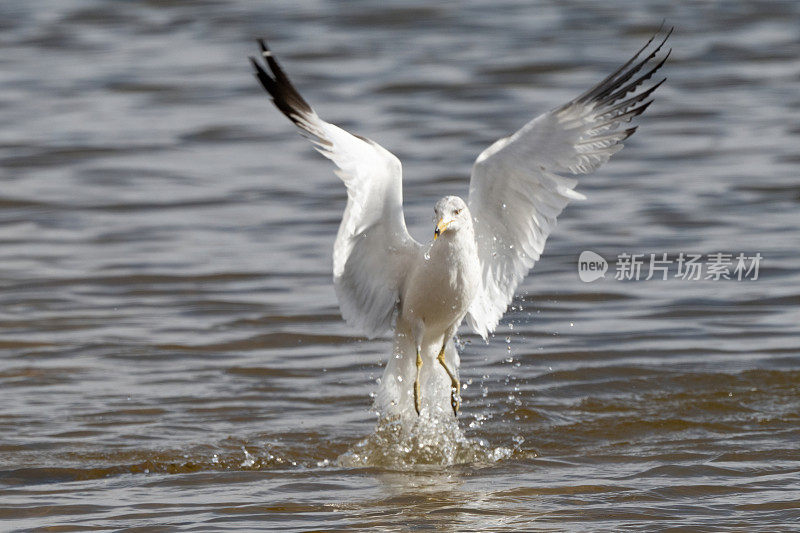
[240,446,255,468]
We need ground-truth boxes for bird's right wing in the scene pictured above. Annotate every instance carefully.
[251,41,421,338]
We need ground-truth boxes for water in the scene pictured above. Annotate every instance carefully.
[2,0,799,530]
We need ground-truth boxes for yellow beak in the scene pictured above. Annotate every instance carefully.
[434,219,450,240]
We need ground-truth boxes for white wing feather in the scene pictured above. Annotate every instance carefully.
[251,42,421,338]
[466,30,671,338]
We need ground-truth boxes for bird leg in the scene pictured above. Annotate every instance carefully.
[437,345,460,416]
[414,348,423,415]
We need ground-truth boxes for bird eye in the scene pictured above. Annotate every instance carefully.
[455,209,462,215]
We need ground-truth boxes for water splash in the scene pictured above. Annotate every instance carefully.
[338,412,515,469]
[240,446,256,467]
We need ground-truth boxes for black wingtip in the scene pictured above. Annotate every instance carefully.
[249,54,270,86]
[633,99,654,116]
[573,24,672,108]
[653,24,673,45]
[249,40,318,135]
[653,48,672,73]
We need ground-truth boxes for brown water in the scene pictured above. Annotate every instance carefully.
[2,1,799,530]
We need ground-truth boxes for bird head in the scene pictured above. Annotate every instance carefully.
[433,196,470,240]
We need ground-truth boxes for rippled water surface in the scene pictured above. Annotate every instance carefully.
[2,0,799,530]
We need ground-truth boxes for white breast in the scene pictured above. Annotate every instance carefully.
[400,229,480,332]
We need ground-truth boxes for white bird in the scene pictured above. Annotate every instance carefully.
[250,29,671,422]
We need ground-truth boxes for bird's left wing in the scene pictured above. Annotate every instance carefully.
[251,41,421,338]
[466,29,671,339]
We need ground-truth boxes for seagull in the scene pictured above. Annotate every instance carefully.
[250,29,670,422]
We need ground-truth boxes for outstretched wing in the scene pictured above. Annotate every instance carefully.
[466,29,671,338]
[251,41,421,338]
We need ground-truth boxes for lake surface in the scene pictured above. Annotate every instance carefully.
[1,0,799,530]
